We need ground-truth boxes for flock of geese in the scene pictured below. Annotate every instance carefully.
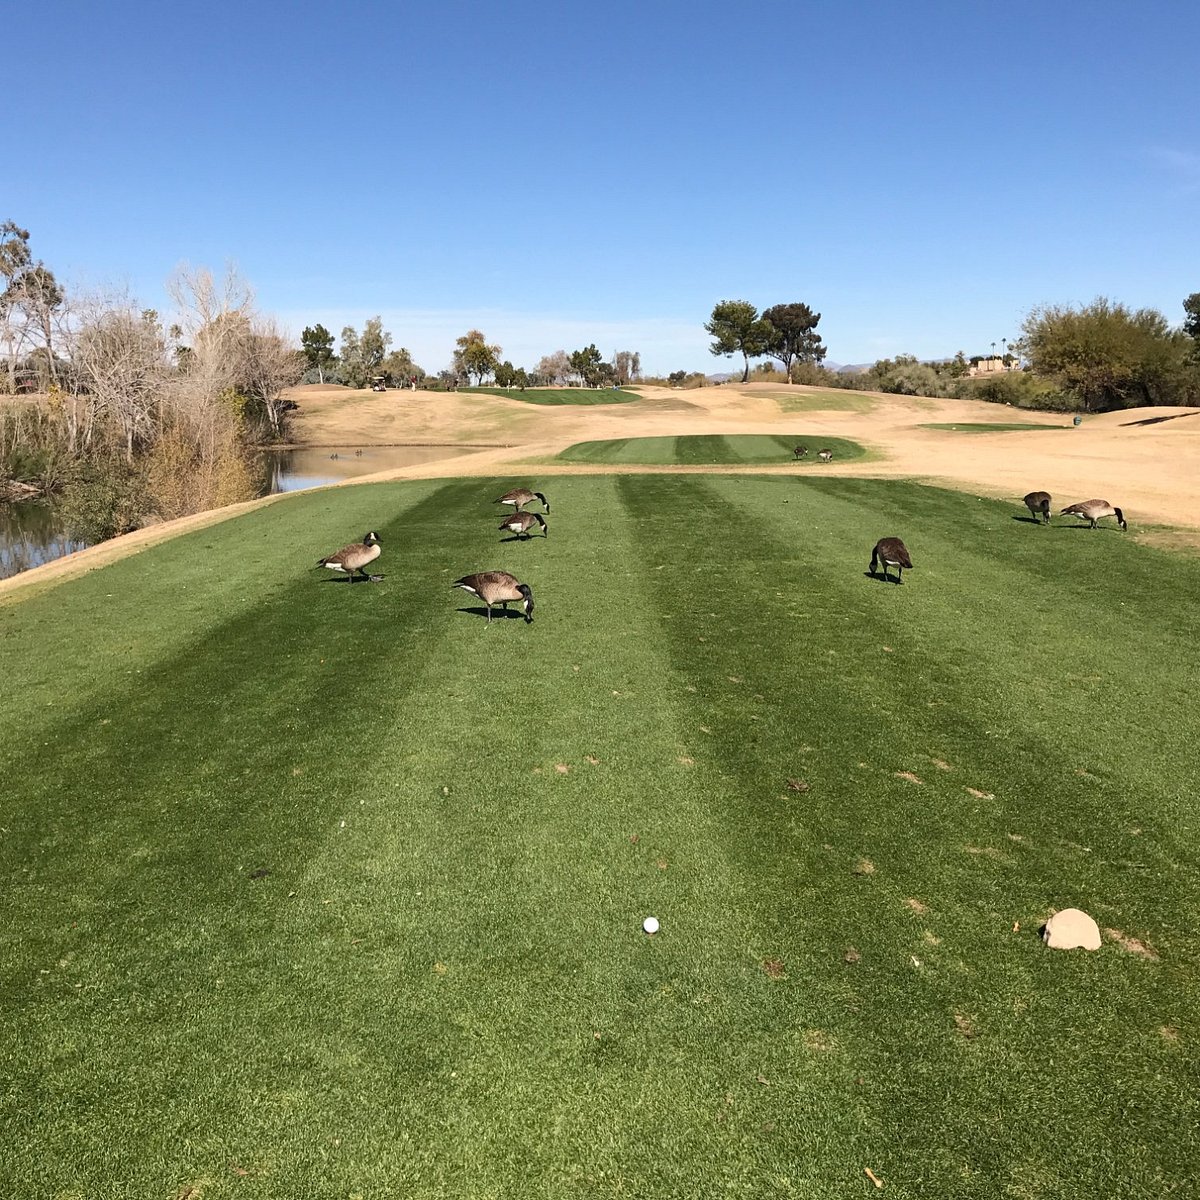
[313,481,1129,612]
[866,492,1129,587]
[1024,491,1128,530]
[315,486,549,624]
[793,445,834,462]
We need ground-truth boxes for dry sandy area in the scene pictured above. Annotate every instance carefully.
[4,382,1197,600]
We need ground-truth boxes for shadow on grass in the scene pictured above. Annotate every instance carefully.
[456,605,531,622]
[1012,515,1049,525]
[318,574,386,583]
[862,570,905,586]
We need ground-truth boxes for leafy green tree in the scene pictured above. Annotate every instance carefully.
[380,347,423,386]
[335,318,394,388]
[761,302,826,382]
[361,316,391,378]
[339,325,365,388]
[569,343,605,387]
[0,221,31,284]
[300,324,335,383]
[1020,297,1195,411]
[704,300,772,382]
[494,360,516,387]
[453,329,501,385]
[1184,293,1200,355]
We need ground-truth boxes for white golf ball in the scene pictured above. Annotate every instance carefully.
[643,916,660,935]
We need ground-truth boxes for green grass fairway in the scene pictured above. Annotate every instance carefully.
[463,387,638,405]
[3,476,1198,1197]
[920,422,1070,433]
[557,433,866,464]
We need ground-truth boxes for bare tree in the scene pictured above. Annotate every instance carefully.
[235,318,303,439]
[71,299,168,463]
[536,350,571,385]
[612,349,642,385]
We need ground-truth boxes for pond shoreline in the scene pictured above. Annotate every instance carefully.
[0,442,502,581]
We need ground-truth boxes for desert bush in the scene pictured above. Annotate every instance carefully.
[56,461,144,543]
[952,370,1077,411]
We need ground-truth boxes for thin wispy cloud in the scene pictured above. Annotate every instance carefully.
[1147,146,1200,194]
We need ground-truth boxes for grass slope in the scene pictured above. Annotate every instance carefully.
[557,434,866,464]
[462,387,638,406]
[2,476,1198,1198]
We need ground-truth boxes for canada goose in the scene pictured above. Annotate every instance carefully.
[793,445,808,459]
[499,511,547,540]
[817,449,833,462]
[316,531,381,581]
[495,487,550,513]
[1023,490,1052,524]
[451,571,535,624]
[869,537,913,584]
[1060,499,1127,530]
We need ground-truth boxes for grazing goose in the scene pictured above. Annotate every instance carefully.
[499,511,547,540]
[869,537,913,584]
[793,445,808,459]
[316,531,381,581]
[495,487,550,513]
[817,448,833,462]
[1060,499,1127,530]
[1023,490,1052,524]
[452,571,535,624]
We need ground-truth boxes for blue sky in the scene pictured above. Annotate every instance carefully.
[10,0,1199,374]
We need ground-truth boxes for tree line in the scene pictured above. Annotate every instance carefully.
[1,222,301,537]
[703,294,1200,412]
[298,323,643,392]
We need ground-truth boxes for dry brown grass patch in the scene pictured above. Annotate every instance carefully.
[1104,928,1159,960]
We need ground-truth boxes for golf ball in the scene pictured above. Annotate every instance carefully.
[643,916,660,935]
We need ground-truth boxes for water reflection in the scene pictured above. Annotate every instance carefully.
[1,444,487,581]
[0,500,88,581]
[260,444,488,494]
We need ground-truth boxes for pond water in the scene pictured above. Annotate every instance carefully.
[0,500,89,581]
[1,443,489,581]
[260,444,477,493]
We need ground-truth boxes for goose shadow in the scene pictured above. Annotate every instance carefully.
[320,573,385,584]
[863,570,904,585]
[1012,515,1046,525]
[456,605,529,621]
[498,534,546,543]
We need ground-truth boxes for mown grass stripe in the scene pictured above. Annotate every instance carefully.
[557,434,867,465]
[2,474,1198,1197]
[618,473,1200,1193]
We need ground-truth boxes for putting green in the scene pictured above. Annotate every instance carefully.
[557,433,866,464]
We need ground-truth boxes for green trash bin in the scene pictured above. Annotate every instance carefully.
[1072,415,1082,426]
